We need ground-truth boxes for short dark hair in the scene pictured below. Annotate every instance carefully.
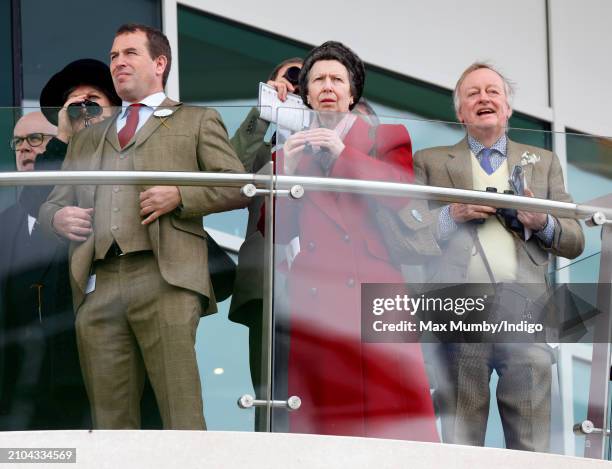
[267,57,303,82]
[116,23,172,87]
[298,41,365,111]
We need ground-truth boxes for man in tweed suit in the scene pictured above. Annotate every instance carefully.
[39,24,246,429]
[414,63,584,451]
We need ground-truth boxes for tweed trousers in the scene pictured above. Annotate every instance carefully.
[434,342,552,452]
[75,252,205,429]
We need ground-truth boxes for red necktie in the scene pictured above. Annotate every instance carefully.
[118,103,143,148]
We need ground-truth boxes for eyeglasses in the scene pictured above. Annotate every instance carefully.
[11,133,55,150]
[10,133,54,150]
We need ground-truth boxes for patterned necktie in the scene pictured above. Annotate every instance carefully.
[118,103,143,148]
[479,147,495,175]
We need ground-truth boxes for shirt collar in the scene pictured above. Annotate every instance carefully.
[121,92,167,115]
[467,134,507,157]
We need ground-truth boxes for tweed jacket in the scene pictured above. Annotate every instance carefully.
[39,99,247,312]
[413,137,584,284]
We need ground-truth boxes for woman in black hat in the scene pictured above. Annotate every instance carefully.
[20,59,121,213]
[37,59,121,165]
[40,58,121,131]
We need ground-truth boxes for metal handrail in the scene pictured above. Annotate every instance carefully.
[274,175,609,220]
[0,170,609,221]
[0,171,261,188]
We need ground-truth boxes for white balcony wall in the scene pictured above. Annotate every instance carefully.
[177,0,551,120]
[174,0,612,137]
[549,0,612,136]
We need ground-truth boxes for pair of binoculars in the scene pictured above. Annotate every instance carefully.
[67,99,102,120]
[472,187,524,234]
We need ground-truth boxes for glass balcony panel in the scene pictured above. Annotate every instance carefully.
[564,131,612,284]
[270,107,611,459]
[1,105,611,459]
[0,105,273,432]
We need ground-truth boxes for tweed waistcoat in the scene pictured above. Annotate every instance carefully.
[94,137,152,259]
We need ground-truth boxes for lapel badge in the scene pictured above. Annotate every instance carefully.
[411,209,423,223]
[154,108,173,128]
[519,151,540,167]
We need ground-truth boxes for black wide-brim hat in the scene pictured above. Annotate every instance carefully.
[40,58,122,126]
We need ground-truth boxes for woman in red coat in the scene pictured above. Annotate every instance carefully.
[274,41,439,441]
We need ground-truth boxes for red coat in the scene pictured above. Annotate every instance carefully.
[276,117,439,441]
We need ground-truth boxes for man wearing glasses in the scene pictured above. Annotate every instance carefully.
[10,112,56,172]
[0,112,77,430]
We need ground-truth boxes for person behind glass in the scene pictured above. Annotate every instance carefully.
[0,60,121,431]
[39,23,247,430]
[40,58,166,429]
[0,112,91,429]
[228,57,303,430]
[276,41,440,440]
[413,62,584,451]
[19,59,121,216]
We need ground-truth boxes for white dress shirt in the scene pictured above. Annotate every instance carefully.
[116,91,167,134]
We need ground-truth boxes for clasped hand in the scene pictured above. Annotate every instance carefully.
[139,186,182,224]
[53,206,93,242]
[52,186,182,241]
[284,129,345,174]
[450,188,547,231]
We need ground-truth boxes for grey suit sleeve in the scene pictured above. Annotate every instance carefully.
[177,108,249,218]
[414,149,448,240]
[543,153,584,259]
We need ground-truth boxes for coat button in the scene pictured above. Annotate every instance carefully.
[310,287,318,296]
[307,241,316,251]
[346,278,355,288]
[113,207,119,213]
[343,234,350,243]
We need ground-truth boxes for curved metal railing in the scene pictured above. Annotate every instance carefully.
[0,170,609,223]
